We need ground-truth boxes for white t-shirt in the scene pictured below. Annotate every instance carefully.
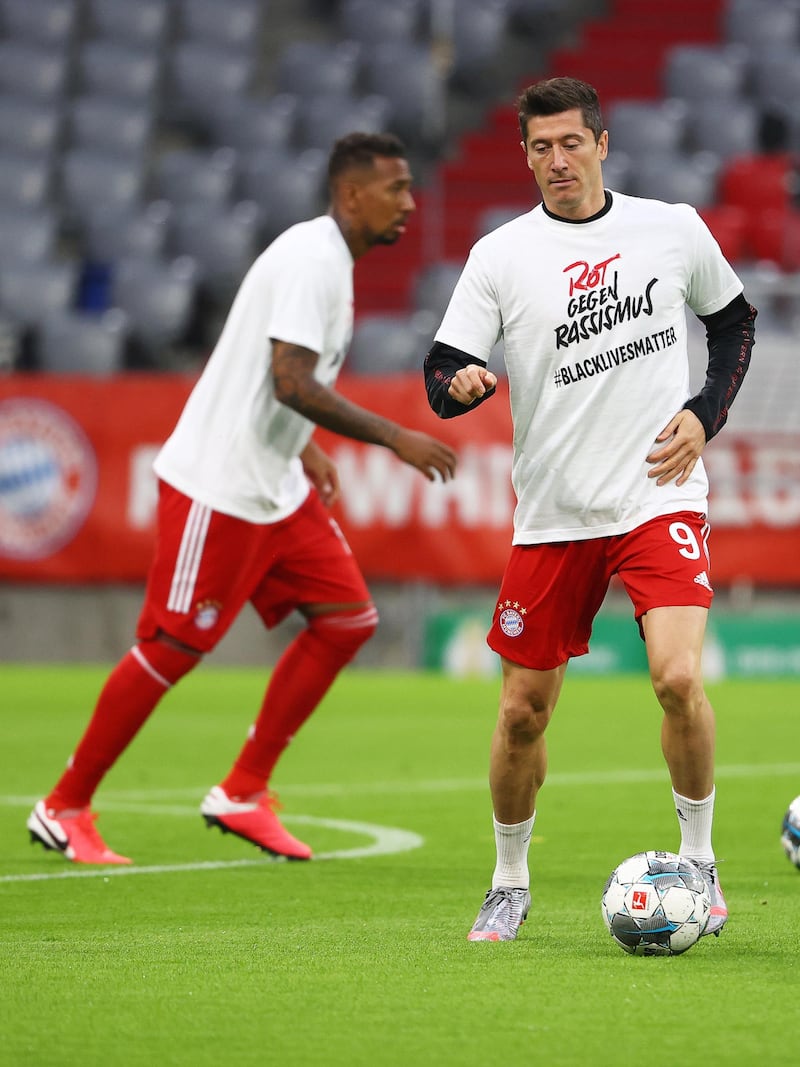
[154,215,354,523]
[434,192,743,543]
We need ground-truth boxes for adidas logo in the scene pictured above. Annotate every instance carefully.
[693,570,712,591]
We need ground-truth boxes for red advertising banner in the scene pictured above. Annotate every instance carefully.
[1,374,799,587]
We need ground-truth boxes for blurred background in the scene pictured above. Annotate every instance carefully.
[0,0,798,678]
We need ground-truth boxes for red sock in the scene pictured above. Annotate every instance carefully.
[46,640,198,811]
[221,608,377,799]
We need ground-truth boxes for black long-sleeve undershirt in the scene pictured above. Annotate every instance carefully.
[424,294,757,436]
[423,343,495,419]
[683,292,757,441]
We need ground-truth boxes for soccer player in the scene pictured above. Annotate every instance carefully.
[28,132,457,865]
[424,78,756,941]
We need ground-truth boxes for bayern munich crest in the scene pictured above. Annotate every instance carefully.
[498,601,526,638]
[0,397,98,560]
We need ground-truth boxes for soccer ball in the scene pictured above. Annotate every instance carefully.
[601,850,711,956]
[780,795,800,868]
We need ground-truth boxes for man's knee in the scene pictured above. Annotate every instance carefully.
[306,604,379,662]
[651,655,704,711]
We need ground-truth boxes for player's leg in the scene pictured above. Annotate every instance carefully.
[469,541,607,941]
[618,512,726,933]
[204,493,377,860]
[28,484,258,864]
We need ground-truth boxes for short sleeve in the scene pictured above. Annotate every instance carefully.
[434,249,503,363]
[685,209,743,318]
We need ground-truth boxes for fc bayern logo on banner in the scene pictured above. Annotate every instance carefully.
[0,397,98,560]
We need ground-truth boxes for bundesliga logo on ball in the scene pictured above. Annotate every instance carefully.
[601,850,711,956]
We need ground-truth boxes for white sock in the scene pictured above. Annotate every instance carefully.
[491,813,535,890]
[673,787,715,862]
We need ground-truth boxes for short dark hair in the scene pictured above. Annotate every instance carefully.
[327,131,407,186]
[517,77,604,143]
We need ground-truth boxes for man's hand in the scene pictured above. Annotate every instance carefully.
[447,365,498,407]
[646,409,707,486]
[391,428,458,482]
[300,438,340,507]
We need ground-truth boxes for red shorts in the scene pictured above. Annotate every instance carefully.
[137,481,371,651]
[487,511,713,671]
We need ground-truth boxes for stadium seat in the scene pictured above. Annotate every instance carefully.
[166,41,254,126]
[628,151,721,209]
[275,40,362,99]
[0,208,58,268]
[338,0,422,44]
[297,93,392,151]
[601,151,633,194]
[361,41,447,147]
[151,147,237,208]
[37,308,128,374]
[78,40,163,102]
[698,205,749,263]
[474,203,532,239]
[82,201,172,262]
[448,0,512,94]
[238,148,328,238]
[0,0,78,48]
[0,41,70,102]
[0,96,62,159]
[112,254,199,355]
[68,95,154,158]
[177,0,263,54]
[347,310,439,375]
[724,0,800,48]
[685,99,761,160]
[606,99,689,155]
[85,0,172,48]
[412,260,464,318]
[663,44,750,101]
[59,147,146,231]
[718,153,794,215]
[204,93,299,154]
[0,153,51,210]
[169,200,260,295]
[0,259,79,328]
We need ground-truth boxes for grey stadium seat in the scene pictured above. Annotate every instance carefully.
[85,0,172,49]
[412,261,465,318]
[0,96,62,159]
[628,151,721,209]
[239,148,328,238]
[0,259,79,329]
[204,93,299,154]
[177,0,264,53]
[0,41,70,102]
[725,0,800,48]
[38,309,128,375]
[170,200,261,295]
[297,93,391,152]
[347,311,440,375]
[607,100,688,156]
[276,40,362,99]
[82,201,172,262]
[78,40,163,102]
[0,208,58,267]
[112,254,199,354]
[663,44,750,101]
[339,0,422,44]
[0,0,78,48]
[59,147,146,230]
[152,147,237,208]
[0,153,51,210]
[68,95,154,158]
[685,99,760,160]
[361,41,447,146]
[166,41,254,123]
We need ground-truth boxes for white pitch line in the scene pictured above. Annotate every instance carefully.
[3,761,800,811]
[0,815,424,884]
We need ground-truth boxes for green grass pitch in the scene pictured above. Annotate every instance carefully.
[2,664,799,1066]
